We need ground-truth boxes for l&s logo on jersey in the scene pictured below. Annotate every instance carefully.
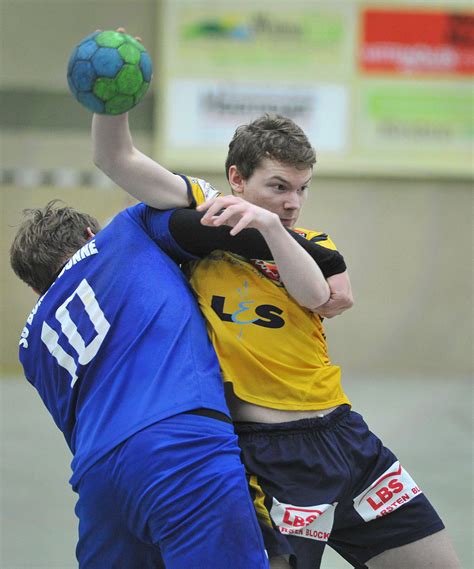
[211,295,285,329]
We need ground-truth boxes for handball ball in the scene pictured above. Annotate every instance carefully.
[67,30,152,115]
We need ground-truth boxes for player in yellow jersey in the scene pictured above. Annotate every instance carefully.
[92,112,461,569]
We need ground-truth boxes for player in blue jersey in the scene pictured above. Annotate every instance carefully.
[91,111,462,569]
[10,197,345,568]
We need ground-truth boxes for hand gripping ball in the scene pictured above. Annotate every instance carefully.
[67,30,152,115]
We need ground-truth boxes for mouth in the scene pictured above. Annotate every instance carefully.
[280,218,296,228]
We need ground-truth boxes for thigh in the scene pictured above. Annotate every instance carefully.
[236,411,352,569]
[77,413,269,569]
[330,493,445,567]
[118,413,269,569]
[328,411,445,566]
[236,409,447,569]
[366,529,462,569]
[246,470,328,568]
[75,453,163,569]
[158,451,269,568]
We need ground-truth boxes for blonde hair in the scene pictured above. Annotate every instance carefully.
[10,200,101,293]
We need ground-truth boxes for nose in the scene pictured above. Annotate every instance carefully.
[283,192,300,211]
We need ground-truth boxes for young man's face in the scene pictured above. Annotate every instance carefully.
[229,158,312,229]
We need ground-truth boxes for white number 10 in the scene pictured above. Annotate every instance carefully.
[41,279,111,387]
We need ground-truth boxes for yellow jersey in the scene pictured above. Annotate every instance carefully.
[183,175,351,411]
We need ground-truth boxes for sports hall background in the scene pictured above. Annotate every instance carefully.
[0,1,472,567]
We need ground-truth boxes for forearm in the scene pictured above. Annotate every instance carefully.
[259,221,330,310]
[92,113,189,208]
[176,208,330,308]
[196,196,334,309]
[169,209,273,258]
[169,209,345,279]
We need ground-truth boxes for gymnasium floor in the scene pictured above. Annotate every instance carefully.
[1,373,471,568]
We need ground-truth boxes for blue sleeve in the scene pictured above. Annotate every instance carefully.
[125,203,199,263]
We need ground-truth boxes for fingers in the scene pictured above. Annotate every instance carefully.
[115,27,143,42]
[198,199,225,222]
[198,197,258,234]
[196,199,213,212]
[198,196,244,224]
[229,212,254,235]
[197,195,275,235]
[216,205,251,229]
[202,203,250,228]
[197,195,241,213]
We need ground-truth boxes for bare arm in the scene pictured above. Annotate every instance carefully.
[92,113,190,208]
[316,270,353,318]
[198,196,331,310]
[260,221,331,310]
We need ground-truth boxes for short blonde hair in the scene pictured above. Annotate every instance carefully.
[10,200,101,293]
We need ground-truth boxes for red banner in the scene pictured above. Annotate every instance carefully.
[360,9,474,75]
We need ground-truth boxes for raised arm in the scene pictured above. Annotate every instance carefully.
[92,113,190,208]
[93,115,348,313]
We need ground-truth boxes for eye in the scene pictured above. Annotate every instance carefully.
[297,186,308,194]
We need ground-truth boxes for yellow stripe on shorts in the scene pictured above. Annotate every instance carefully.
[249,474,273,528]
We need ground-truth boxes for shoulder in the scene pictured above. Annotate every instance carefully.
[121,203,170,229]
[293,227,338,251]
[178,175,222,206]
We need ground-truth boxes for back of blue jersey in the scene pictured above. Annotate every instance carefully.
[18,204,229,488]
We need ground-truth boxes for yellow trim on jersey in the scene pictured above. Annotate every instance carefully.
[182,175,221,206]
[187,229,351,411]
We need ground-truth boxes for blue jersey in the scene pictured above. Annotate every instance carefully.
[18,204,229,488]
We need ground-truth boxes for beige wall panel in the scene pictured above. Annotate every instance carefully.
[295,177,473,378]
[1,130,152,170]
[1,0,156,90]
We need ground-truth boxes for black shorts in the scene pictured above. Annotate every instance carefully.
[236,405,444,568]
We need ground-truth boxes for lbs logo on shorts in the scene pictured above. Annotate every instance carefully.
[270,498,337,541]
[353,461,422,522]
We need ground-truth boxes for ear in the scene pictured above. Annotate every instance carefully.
[228,165,245,196]
[86,226,95,239]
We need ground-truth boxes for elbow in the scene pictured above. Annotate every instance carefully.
[92,142,131,175]
[312,290,354,318]
[342,292,354,310]
[93,149,112,175]
[334,292,354,313]
[93,150,128,183]
[92,147,106,172]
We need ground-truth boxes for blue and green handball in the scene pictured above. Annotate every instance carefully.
[67,30,152,115]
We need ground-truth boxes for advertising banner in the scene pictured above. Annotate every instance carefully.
[360,9,474,76]
[172,5,352,79]
[166,79,348,153]
[157,1,473,177]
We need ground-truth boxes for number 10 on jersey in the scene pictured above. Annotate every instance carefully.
[41,279,111,387]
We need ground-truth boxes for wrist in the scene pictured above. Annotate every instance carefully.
[259,212,284,237]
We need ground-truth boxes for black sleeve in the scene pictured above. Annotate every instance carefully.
[168,208,346,278]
